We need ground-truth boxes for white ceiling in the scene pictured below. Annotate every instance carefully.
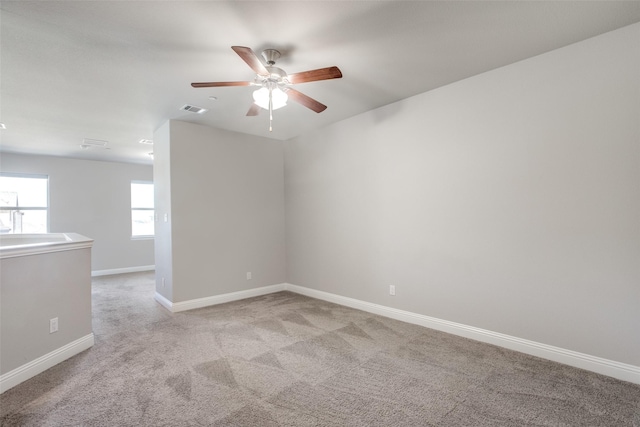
[1,1,639,165]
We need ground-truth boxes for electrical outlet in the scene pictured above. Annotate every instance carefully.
[389,285,396,296]
[50,317,59,333]
[246,272,252,280]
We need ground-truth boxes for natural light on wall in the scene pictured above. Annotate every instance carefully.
[131,181,154,238]
[0,173,49,234]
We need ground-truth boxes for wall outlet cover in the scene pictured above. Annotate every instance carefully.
[49,317,59,333]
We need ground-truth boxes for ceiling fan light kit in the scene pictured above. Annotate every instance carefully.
[253,86,288,110]
[191,46,342,132]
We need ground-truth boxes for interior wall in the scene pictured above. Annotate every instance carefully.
[1,247,92,376]
[284,23,640,366]
[153,121,174,301]
[154,120,286,303]
[0,153,154,272]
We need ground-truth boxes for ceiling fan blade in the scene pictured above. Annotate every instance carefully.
[191,81,252,88]
[286,88,327,113]
[231,46,269,76]
[288,66,342,84]
[246,103,261,116]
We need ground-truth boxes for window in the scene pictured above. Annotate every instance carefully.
[0,173,49,234]
[131,181,154,238]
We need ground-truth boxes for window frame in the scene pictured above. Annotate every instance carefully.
[0,172,50,234]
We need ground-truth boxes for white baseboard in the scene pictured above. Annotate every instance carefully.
[151,282,639,384]
[0,333,95,394]
[154,291,173,311]
[92,265,155,277]
[284,283,640,385]
[155,283,287,313]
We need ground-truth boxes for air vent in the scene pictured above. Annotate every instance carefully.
[80,138,110,150]
[180,104,208,114]
[82,138,108,147]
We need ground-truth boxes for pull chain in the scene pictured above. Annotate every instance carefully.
[269,86,273,132]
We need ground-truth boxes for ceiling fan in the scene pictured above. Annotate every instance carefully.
[191,46,342,131]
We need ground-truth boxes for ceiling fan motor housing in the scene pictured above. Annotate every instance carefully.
[261,49,281,65]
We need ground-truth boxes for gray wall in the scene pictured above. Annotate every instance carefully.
[154,120,286,303]
[0,153,154,272]
[1,247,92,375]
[285,24,640,366]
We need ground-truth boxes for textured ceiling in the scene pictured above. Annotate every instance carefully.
[1,1,639,165]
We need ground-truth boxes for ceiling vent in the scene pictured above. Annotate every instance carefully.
[80,138,110,150]
[180,104,208,114]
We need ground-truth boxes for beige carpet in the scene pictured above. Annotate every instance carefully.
[1,272,639,426]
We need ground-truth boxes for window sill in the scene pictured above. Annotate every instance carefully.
[131,235,154,241]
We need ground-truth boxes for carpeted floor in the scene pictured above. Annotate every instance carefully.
[1,272,639,426]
